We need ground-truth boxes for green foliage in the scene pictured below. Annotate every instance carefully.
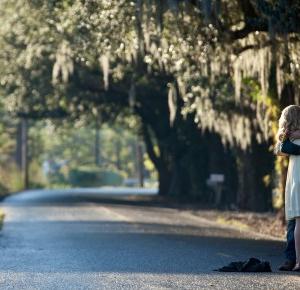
[41,121,147,178]
[28,160,47,189]
[1,0,297,150]
[242,78,263,102]
[0,0,298,209]
[26,120,156,188]
[0,163,23,194]
[0,209,4,229]
[68,166,123,187]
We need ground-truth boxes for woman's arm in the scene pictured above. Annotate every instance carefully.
[274,142,288,156]
[280,139,300,155]
[274,129,300,156]
[289,130,300,141]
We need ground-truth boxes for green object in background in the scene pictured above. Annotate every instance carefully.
[0,209,4,230]
[68,167,124,187]
[0,164,23,194]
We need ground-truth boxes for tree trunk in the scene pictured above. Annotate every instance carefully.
[136,74,209,199]
[157,166,172,196]
[235,138,274,211]
[136,141,144,187]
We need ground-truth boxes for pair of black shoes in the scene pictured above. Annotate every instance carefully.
[215,257,272,272]
[278,260,300,271]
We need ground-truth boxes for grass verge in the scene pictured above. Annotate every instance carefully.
[0,209,4,230]
[121,194,286,239]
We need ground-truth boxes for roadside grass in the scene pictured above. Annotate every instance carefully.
[190,209,285,239]
[0,209,4,230]
[123,195,286,239]
[0,192,8,230]
[216,216,250,231]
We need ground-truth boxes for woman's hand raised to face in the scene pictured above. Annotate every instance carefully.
[290,130,300,141]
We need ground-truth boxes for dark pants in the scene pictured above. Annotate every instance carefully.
[285,219,296,262]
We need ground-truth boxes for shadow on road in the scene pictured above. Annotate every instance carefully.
[0,189,291,277]
[0,219,286,274]
[3,190,204,210]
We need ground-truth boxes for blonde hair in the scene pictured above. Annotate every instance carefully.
[277,105,300,141]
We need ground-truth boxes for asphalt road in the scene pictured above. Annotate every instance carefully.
[0,188,299,289]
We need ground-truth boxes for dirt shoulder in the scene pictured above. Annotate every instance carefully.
[0,191,286,239]
[124,194,286,240]
[189,209,285,240]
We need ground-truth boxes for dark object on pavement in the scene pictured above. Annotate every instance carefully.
[215,257,272,272]
[278,260,295,271]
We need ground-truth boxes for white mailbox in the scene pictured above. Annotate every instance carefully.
[206,173,225,206]
[209,174,225,183]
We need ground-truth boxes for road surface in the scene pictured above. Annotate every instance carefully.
[0,188,299,289]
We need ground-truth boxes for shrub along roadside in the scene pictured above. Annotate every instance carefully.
[0,163,24,196]
[68,167,124,187]
[0,163,24,231]
[0,209,4,230]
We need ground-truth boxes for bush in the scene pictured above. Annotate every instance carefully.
[0,162,23,196]
[48,170,67,185]
[29,160,46,189]
[0,208,4,229]
[68,166,124,187]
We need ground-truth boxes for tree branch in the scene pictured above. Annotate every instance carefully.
[17,108,68,119]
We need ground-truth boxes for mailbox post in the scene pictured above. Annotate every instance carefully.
[206,174,225,206]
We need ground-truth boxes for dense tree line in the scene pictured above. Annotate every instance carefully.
[1,1,300,211]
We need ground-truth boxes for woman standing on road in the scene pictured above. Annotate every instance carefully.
[276,105,300,271]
